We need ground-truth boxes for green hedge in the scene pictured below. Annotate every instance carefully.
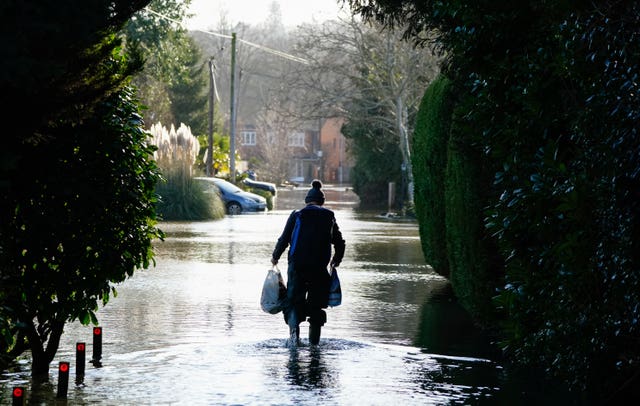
[444,110,501,325]
[411,75,454,277]
[412,75,502,325]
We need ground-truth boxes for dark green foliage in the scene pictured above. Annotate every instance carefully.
[411,75,453,277]
[124,1,209,134]
[472,4,640,398]
[351,0,640,399]
[486,6,640,398]
[6,89,162,375]
[170,54,209,136]
[1,0,159,375]
[412,73,501,326]
[1,0,149,142]
[444,109,501,326]
[342,121,403,210]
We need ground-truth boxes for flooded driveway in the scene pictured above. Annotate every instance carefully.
[1,186,541,405]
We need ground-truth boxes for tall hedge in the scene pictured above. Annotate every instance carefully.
[411,75,453,277]
[353,0,640,399]
[444,105,502,325]
[412,74,501,325]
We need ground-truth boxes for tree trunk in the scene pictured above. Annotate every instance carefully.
[396,96,414,205]
[27,319,65,377]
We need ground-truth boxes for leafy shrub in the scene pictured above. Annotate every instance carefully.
[151,123,225,220]
[343,122,403,210]
[411,75,453,277]
[444,109,502,326]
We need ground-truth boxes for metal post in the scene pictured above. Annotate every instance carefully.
[229,32,237,183]
[12,387,25,406]
[91,327,102,367]
[207,58,215,177]
[388,182,396,214]
[76,342,86,383]
[57,362,70,398]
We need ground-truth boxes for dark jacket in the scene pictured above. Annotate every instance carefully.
[272,205,345,267]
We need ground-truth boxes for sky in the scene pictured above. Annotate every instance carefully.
[186,0,350,30]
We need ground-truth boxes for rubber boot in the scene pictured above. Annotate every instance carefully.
[287,311,300,347]
[308,323,321,345]
[289,325,300,347]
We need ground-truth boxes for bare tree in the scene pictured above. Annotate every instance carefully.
[275,17,440,201]
[192,4,295,130]
[191,14,439,197]
[191,6,309,183]
[253,108,293,182]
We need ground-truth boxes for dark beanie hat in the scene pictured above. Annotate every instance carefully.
[305,179,325,204]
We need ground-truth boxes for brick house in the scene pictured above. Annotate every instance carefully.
[319,117,352,184]
[237,117,352,185]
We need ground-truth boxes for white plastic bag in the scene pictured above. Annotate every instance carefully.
[260,265,286,314]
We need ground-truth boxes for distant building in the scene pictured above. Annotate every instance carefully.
[236,118,352,185]
[286,128,320,184]
[319,117,352,184]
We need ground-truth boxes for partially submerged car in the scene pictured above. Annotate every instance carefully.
[195,177,267,215]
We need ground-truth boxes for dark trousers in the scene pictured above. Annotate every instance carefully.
[283,262,330,327]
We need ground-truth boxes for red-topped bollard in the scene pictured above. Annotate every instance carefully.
[12,387,25,406]
[57,361,70,398]
[76,342,86,383]
[91,327,102,367]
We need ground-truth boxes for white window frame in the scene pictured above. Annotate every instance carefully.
[241,130,257,145]
[292,160,304,178]
[288,131,305,147]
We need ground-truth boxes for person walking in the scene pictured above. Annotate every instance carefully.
[271,180,345,346]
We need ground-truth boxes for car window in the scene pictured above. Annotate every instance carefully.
[214,179,242,194]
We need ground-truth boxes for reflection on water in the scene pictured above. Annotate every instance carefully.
[0,187,559,404]
[286,346,332,390]
[415,284,498,358]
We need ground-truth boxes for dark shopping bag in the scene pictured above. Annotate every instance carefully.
[260,265,286,314]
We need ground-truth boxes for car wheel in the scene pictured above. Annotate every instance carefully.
[227,202,242,215]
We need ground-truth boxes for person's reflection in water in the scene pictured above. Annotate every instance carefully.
[286,346,332,389]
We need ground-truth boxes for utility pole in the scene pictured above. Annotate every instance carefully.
[206,57,215,177]
[229,32,237,183]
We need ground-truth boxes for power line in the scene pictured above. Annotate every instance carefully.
[237,38,309,65]
[144,7,309,64]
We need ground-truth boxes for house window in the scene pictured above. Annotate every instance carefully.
[241,131,256,145]
[292,160,304,179]
[288,132,305,147]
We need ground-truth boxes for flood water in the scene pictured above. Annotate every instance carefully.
[1,187,556,405]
